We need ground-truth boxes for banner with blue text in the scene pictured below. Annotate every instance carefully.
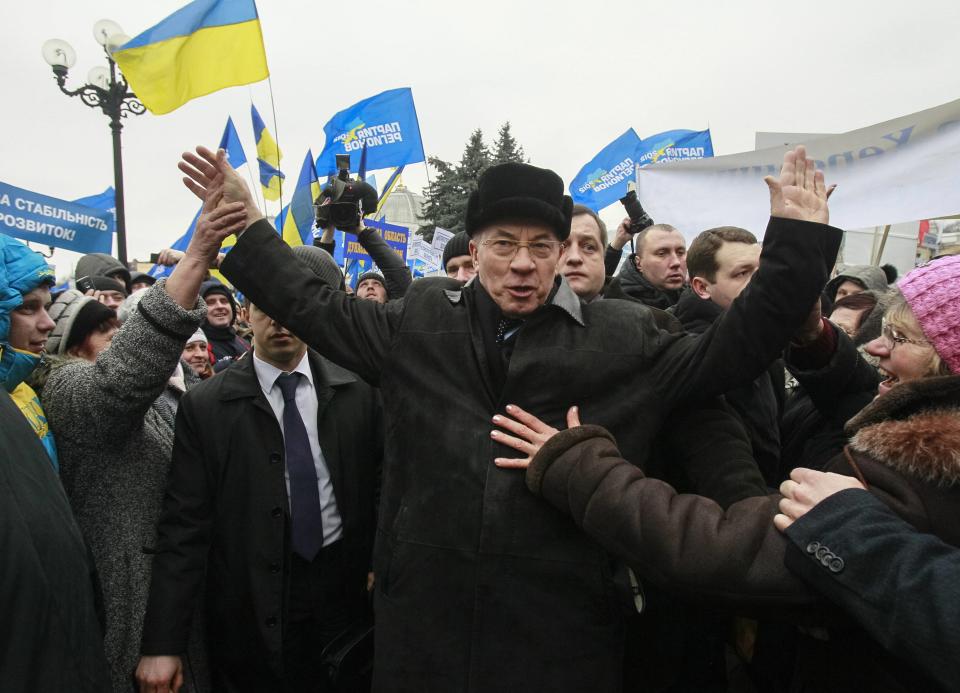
[343,218,409,262]
[0,181,114,254]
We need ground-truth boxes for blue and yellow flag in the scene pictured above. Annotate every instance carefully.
[113,0,269,115]
[375,166,405,214]
[251,104,284,200]
[279,151,321,247]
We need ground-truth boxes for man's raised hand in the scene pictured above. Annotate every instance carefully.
[179,146,263,227]
[765,145,830,225]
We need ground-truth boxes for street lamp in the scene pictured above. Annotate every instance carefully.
[42,19,145,266]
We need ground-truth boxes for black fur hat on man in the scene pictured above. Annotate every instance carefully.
[464,163,573,241]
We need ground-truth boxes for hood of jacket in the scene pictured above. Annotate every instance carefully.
[615,256,682,310]
[826,265,889,298]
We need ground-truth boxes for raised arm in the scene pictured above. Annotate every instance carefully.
[356,227,412,299]
[179,146,401,385]
[656,147,842,406]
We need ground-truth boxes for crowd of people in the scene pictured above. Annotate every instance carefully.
[1,144,957,693]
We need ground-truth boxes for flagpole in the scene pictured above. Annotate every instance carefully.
[266,76,284,213]
[245,88,268,215]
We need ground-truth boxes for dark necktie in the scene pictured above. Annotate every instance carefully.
[275,372,324,561]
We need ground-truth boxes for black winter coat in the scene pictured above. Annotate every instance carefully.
[140,350,383,680]
[611,252,682,309]
[674,288,786,485]
[0,389,111,692]
[221,216,840,692]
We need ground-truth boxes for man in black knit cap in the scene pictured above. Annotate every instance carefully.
[441,230,475,283]
[199,280,249,368]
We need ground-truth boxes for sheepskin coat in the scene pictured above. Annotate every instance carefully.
[37,280,207,693]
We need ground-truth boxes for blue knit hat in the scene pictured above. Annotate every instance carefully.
[0,235,55,343]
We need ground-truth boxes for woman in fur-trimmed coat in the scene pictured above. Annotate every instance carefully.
[490,257,960,693]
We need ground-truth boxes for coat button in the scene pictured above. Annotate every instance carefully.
[269,561,281,574]
[265,616,278,628]
[815,546,830,561]
[805,542,820,554]
[269,452,281,465]
[829,557,845,574]
[271,506,282,518]
[820,552,835,567]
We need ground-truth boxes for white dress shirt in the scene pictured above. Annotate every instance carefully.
[253,350,342,546]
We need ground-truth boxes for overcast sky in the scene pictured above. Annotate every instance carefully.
[5,0,960,276]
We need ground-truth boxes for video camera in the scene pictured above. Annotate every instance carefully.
[618,182,654,235]
[314,154,379,232]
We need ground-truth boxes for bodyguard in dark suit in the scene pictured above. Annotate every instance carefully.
[137,247,382,692]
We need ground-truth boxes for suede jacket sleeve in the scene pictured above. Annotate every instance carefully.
[222,219,403,386]
[784,489,960,693]
[654,217,842,408]
[526,425,815,608]
[358,227,412,300]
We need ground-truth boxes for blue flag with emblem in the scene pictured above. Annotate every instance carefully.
[569,129,643,211]
[636,128,714,167]
[315,88,425,176]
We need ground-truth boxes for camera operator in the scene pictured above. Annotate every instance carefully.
[313,154,411,301]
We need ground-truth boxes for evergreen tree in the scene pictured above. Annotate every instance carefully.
[492,122,526,164]
[421,125,526,240]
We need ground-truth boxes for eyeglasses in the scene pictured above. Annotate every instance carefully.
[881,322,929,349]
[481,238,563,260]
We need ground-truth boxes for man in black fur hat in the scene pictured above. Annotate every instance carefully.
[179,144,841,693]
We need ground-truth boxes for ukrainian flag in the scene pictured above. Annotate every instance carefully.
[279,151,321,247]
[113,0,269,115]
[251,104,284,200]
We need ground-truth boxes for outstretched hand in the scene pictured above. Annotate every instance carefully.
[773,467,865,531]
[491,404,581,469]
[179,146,263,227]
[765,145,830,225]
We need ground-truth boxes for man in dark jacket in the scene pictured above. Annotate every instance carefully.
[182,144,839,692]
[200,279,249,368]
[602,219,687,308]
[137,245,382,692]
[0,388,111,692]
[675,225,786,485]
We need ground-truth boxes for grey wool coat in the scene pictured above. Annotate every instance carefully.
[37,280,207,693]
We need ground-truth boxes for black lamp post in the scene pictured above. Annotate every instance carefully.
[42,20,145,266]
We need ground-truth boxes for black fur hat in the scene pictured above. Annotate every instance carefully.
[465,163,573,241]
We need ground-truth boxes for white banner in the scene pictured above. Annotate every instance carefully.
[637,98,960,240]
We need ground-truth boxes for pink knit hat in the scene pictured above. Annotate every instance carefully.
[898,255,960,374]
